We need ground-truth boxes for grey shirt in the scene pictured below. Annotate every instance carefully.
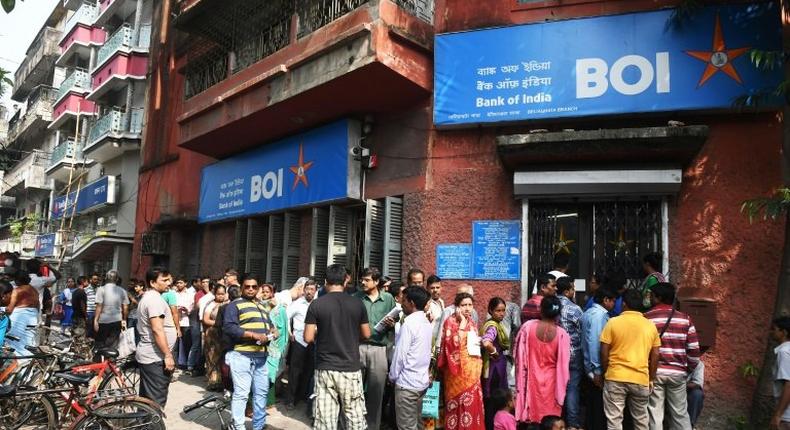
[95,283,130,324]
[136,290,178,365]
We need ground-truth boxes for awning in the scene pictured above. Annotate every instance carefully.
[69,234,133,262]
[514,169,682,198]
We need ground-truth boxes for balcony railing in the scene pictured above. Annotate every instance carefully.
[63,2,99,41]
[7,85,55,143]
[95,23,150,71]
[1,150,50,194]
[181,0,429,99]
[49,138,83,167]
[12,27,61,100]
[296,0,368,37]
[87,107,144,144]
[55,68,92,102]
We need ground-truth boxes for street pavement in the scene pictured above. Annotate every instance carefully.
[163,371,312,430]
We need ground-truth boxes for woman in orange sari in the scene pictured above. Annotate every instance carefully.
[439,292,485,430]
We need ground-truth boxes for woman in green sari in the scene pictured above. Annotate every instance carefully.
[481,297,510,430]
[260,284,289,406]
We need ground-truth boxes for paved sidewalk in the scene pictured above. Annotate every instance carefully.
[164,372,312,430]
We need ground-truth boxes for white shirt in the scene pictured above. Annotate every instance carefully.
[286,297,310,347]
[175,289,194,327]
[197,292,215,321]
[688,360,704,388]
[775,341,790,421]
[30,273,56,312]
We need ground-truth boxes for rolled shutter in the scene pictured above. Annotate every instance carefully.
[247,217,269,280]
[282,212,301,290]
[310,207,329,284]
[328,205,352,268]
[266,214,284,286]
[383,196,403,281]
[364,199,385,271]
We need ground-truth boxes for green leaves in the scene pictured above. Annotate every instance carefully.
[1,0,15,13]
[741,188,790,223]
[0,67,11,98]
[667,0,702,28]
[750,49,784,71]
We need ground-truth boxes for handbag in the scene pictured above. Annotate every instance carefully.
[421,381,441,418]
[117,327,137,358]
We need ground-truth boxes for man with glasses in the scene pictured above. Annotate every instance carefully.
[353,267,397,430]
[223,275,276,430]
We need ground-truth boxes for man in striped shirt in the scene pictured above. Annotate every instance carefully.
[644,282,700,430]
[223,275,276,430]
[86,273,99,338]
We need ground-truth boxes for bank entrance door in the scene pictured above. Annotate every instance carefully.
[526,201,665,296]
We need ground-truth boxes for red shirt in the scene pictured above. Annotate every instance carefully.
[520,295,543,323]
[194,290,206,306]
[644,303,701,376]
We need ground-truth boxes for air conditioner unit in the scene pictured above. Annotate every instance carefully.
[141,231,170,255]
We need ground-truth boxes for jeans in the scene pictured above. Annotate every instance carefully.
[176,326,192,368]
[86,312,95,338]
[687,387,703,427]
[564,356,583,427]
[188,318,203,370]
[226,350,269,430]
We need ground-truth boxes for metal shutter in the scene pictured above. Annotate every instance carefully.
[383,196,403,281]
[310,207,329,284]
[282,212,301,290]
[266,214,284,286]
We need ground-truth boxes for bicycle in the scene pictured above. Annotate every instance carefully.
[182,390,233,430]
[0,371,165,430]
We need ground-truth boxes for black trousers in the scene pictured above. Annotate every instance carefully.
[94,321,122,354]
[583,377,606,430]
[176,326,192,368]
[139,361,172,407]
[287,341,314,404]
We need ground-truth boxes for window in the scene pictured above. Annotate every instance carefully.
[233,196,403,289]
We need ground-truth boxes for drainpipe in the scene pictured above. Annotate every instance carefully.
[125,81,135,133]
[133,0,144,45]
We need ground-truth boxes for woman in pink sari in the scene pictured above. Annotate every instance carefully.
[513,295,570,425]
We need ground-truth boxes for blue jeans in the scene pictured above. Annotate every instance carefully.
[565,355,583,427]
[226,350,269,430]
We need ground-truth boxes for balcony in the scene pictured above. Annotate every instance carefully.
[51,69,96,129]
[63,0,84,11]
[0,233,39,256]
[1,150,51,196]
[11,27,62,102]
[89,24,150,100]
[58,21,106,67]
[173,0,433,157]
[54,68,91,104]
[60,2,99,46]
[83,108,143,162]
[95,0,138,28]
[6,86,55,149]
[46,138,86,182]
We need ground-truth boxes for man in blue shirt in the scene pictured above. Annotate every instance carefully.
[557,277,583,430]
[580,287,617,430]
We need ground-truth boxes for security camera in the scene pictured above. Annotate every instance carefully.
[350,146,370,158]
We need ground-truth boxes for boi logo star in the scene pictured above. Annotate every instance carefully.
[289,143,314,191]
[685,12,751,88]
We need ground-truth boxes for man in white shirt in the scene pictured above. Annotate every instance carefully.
[285,278,316,409]
[772,316,790,430]
[174,277,194,370]
[25,259,59,318]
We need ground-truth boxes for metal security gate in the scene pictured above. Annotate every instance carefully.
[527,201,664,293]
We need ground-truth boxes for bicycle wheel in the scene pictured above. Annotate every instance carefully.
[97,361,140,395]
[0,392,58,430]
[70,397,165,430]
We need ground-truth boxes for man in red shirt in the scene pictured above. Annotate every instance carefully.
[644,282,700,430]
[521,273,557,322]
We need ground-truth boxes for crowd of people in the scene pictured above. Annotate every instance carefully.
[2,253,790,430]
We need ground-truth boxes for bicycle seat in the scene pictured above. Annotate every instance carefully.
[54,371,93,386]
[93,348,119,360]
[0,385,16,398]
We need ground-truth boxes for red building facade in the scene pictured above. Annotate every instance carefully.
[136,0,784,425]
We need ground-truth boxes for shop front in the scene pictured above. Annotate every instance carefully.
[430,3,784,416]
[195,119,404,288]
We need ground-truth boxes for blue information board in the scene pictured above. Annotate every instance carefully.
[434,3,782,126]
[35,233,56,257]
[198,120,359,223]
[436,244,472,279]
[472,221,521,280]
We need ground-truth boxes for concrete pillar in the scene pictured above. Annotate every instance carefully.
[113,244,132,284]
[132,0,144,45]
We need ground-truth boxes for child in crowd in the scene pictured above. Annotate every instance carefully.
[491,388,516,430]
[540,415,565,430]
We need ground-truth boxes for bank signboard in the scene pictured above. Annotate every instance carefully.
[35,233,56,257]
[434,3,782,126]
[198,120,361,223]
[51,176,116,220]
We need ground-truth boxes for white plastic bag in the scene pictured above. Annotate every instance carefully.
[117,327,136,358]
